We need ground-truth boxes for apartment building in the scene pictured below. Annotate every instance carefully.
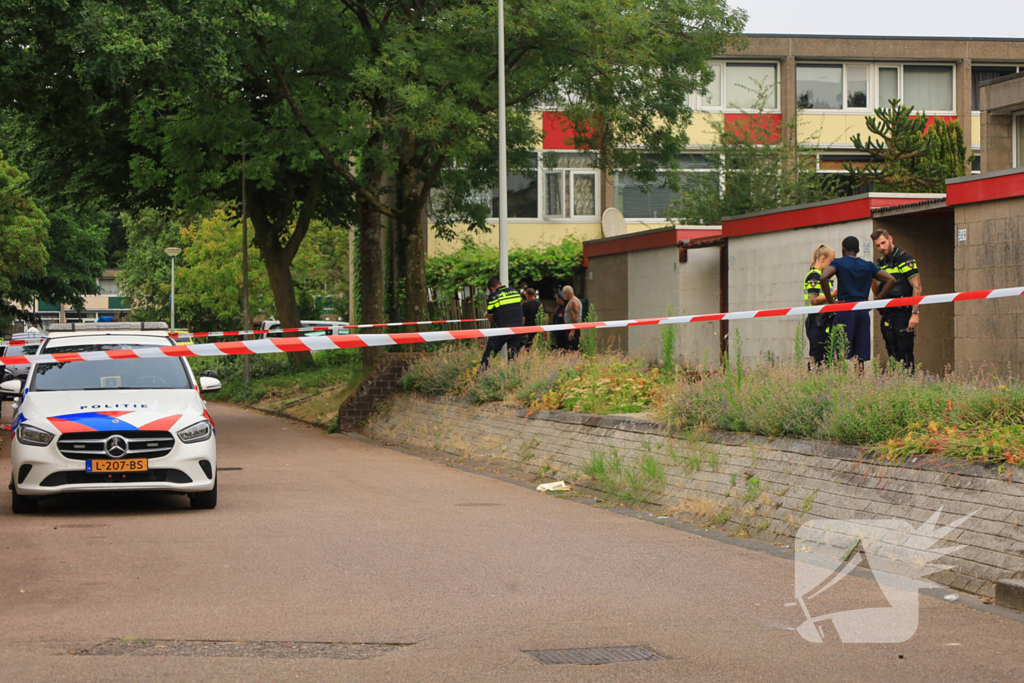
[28,269,129,325]
[427,34,1024,257]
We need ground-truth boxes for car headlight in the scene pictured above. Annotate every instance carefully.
[177,420,212,444]
[17,424,54,447]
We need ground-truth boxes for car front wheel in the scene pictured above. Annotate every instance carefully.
[189,480,217,510]
[11,479,37,514]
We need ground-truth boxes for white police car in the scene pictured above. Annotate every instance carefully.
[2,323,220,513]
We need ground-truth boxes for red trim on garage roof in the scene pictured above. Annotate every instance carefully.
[722,196,936,238]
[583,228,721,260]
[946,168,1024,206]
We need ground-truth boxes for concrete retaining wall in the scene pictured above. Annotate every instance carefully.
[366,395,1024,598]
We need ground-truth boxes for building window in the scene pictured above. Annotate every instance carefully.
[878,66,899,105]
[874,64,954,113]
[972,66,1022,111]
[613,155,713,219]
[539,152,600,220]
[702,63,722,107]
[796,64,870,111]
[902,65,954,112]
[846,65,869,108]
[98,278,120,296]
[726,62,778,110]
[797,64,842,109]
[490,173,538,218]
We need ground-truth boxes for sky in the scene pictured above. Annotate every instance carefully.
[734,0,1023,39]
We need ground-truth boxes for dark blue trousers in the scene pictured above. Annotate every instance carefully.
[832,309,871,363]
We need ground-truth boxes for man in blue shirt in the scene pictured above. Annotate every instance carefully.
[819,236,896,364]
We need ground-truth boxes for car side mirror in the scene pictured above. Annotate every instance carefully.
[201,370,220,379]
[199,376,222,393]
[0,378,23,396]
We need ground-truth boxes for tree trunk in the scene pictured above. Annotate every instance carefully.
[358,196,386,373]
[261,249,313,364]
[400,203,429,324]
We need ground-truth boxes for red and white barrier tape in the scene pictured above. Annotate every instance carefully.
[167,318,488,339]
[1,287,1020,366]
[1,318,488,345]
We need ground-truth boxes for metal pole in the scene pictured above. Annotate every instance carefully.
[242,152,250,386]
[170,256,175,332]
[497,0,509,360]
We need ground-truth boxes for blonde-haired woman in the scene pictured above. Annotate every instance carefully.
[803,244,836,366]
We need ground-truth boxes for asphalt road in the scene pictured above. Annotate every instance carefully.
[2,402,1024,682]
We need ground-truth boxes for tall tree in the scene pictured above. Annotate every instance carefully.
[255,0,746,366]
[0,149,49,317]
[844,99,944,192]
[0,0,356,362]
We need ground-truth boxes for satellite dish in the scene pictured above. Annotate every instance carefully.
[601,207,627,238]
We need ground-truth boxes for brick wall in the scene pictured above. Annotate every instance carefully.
[953,195,1024,376]
[368,395,1024,598]
[335,354,420,431]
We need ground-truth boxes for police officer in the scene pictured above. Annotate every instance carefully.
[871,229,921,371]
[480,277,524,370]
[803,244,836,366]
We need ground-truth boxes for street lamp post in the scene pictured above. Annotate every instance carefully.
[497,0,509,360]
[164,247,182,331]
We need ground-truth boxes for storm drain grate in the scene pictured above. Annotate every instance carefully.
[74,639,410,660]
[526,647,664,665]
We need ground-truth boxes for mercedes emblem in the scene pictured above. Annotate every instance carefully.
[104,435,129,458]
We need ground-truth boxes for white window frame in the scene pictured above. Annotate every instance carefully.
[875,63,956,115]
[487,152,601,224]
[795,62,871,113]
[875,63,902,109]
[568,170,599,219]
[695,61,780,113]
[842,64,871,112]
[698,62,724,110]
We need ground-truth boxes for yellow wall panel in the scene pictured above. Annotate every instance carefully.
[797,113,871,148]
[427,222,603,256]
[686,112,722,146]
[971,114,980,149]
[528,111,543,137]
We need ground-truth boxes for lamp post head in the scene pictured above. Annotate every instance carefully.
[164,247,182,258]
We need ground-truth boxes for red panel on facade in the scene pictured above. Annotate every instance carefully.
[583,229,721,259]
[723,113,782,144]
[722,197,930,238]
[920,114,957,134]
[543,112,602,150]
[946,170,1024,206]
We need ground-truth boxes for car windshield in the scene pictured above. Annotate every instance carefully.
[4,344,40,356]
[31,344,192,392]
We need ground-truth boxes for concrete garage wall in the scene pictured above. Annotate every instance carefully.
[872,213,956,375]
[626,245,720,364]
[728,219,874,364]
[368,395,1024,598]
[953,195,1024,377]
[585,253,629,353]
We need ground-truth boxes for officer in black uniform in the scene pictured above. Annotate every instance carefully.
[480,277,524,370]
[871,229,921,371]
[803,244,836,366]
